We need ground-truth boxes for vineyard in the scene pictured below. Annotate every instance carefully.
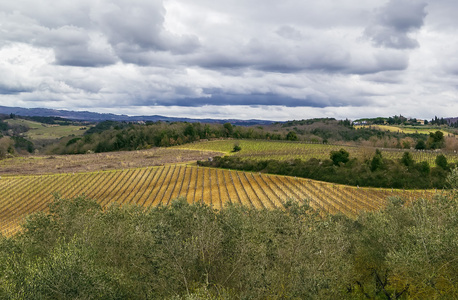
[0,165,441,236]
[177,139,458,165]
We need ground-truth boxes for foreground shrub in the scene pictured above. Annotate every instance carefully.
[0,194,457,299]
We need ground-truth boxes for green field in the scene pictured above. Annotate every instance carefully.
[5,119,89,140]
[176,139,458,165]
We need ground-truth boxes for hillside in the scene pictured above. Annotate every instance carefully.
[0,164,440,236]
[3,118,88,141]
[0,105,275,125]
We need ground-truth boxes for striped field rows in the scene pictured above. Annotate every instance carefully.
[176,140,458,165]
[0,165,442,235]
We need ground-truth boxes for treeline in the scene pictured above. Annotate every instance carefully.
[280,118,424,143]
[0,113,80,125]
[52,119,438,155]
[199,150,451,189]
[354,114,442,126]
[0,193,457,299]
[51,121,286,154]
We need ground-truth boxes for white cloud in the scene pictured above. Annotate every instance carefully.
[0,0,457,120]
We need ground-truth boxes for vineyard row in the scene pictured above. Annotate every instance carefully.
[0,166,442,235]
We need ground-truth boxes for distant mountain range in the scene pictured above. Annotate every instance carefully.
[0,106,276,126]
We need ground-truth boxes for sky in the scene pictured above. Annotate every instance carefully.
[0,0,457,121]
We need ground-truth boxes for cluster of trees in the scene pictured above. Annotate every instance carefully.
[0,117,35,158]
[430,116,447,125]
[51,121,287,154]
[281,118,336,127]
[199,150,451,189]
[286,121,429,145]
[0,192,456,299]
[414,131,445,150]
[354,115,422,126]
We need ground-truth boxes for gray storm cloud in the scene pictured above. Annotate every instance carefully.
[365,0,428,49]
[0,0,457,120]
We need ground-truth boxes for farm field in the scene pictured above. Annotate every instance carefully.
[176,139,458,165]
[354,124,453,136]
[4,119,89,141]
[0,148,222,175]
[0,165,441,236]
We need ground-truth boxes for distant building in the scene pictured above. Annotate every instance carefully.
[352,121,367,125]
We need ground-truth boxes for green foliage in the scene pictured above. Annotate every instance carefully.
[25,116,74,125]
[416,161,430,174]
[0,120,8,132]
[427,131,445,149]
[330,148,350,165]
[11,136,34,153]
[401,151,414,167]
[223,122,233,137]
[232,144,241,152]
[370,149,383,172]
[66,137,82,147]
[84,120,129,135]
[199,154,449,189]
[50,117,438,155]
[415,139,426,150]
[52,121,287,155]
[286,131,298,141]
[436,154,448,170]
[1,194,457,299]
[446,167,458,189]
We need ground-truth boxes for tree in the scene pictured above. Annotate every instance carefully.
[232,143,241,152]
[286,131,298,141]
[427,131,445,149]
[435,154,448,170]
[370,149,383,172]
[415,139,426,150]
[223,123,233,137]
[184,123,197,140]
[330,149,349,165]
[401,152,414,167]
[417,161,430,174]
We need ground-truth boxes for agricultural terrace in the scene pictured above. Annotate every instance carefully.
[176,139,458,165]
[0,165,441,236]
[4,118,89,141]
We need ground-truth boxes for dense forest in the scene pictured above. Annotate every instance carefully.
[0,190,456,299]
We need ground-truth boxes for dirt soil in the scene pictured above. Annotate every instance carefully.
[0,148,223,175]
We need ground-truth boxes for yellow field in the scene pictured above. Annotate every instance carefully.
[0,165,442,236]
[354,124,452,136]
